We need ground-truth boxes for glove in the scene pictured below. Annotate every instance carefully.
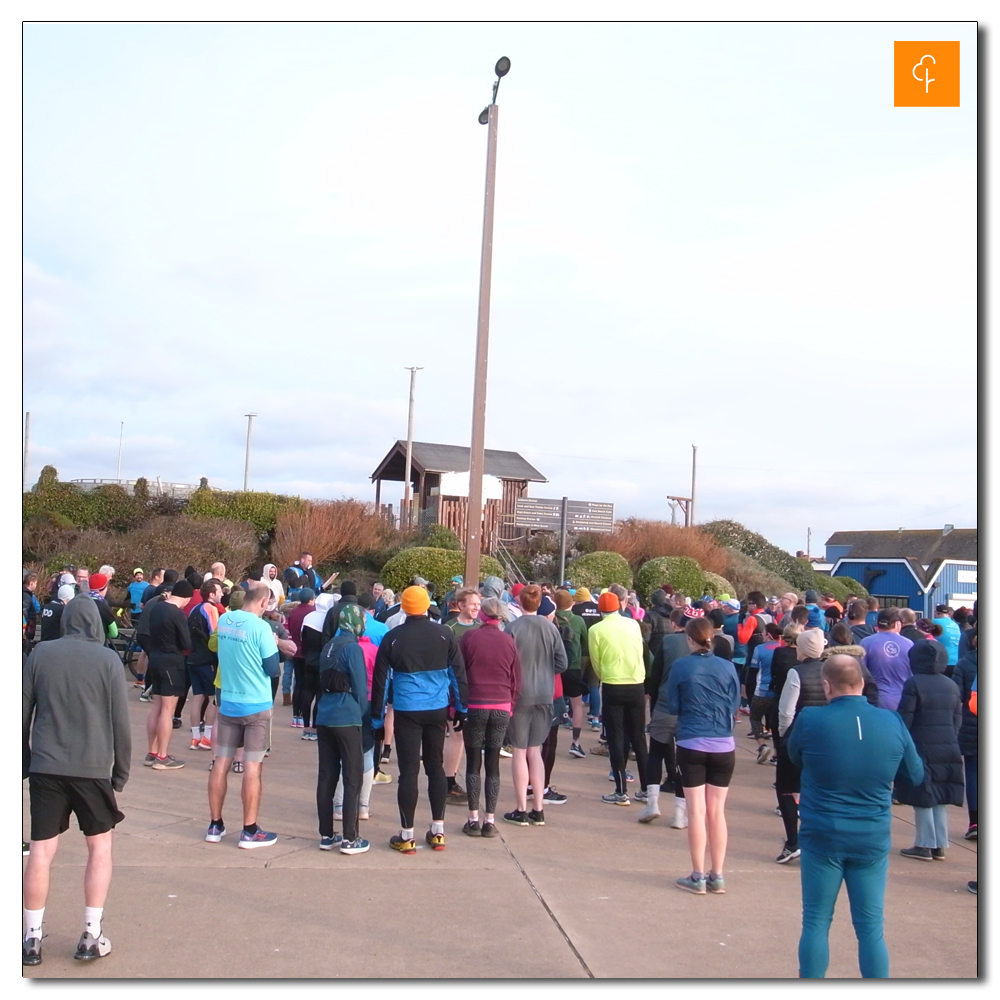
[452,712,467,733]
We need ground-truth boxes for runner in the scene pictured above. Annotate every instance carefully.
[186,579,225,752]
[443,588,482,801]
[665,617,741,894]
[205,584,280,848]
[370,586,468,854]
[554,589,589,758]
[859,609,914,711]
[458,597,521,837]
[23,597,131,965]
[299,594,337,740]
[37,584,77,643]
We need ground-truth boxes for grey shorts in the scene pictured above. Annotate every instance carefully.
[510,703,552,749]
[214,709,272,763]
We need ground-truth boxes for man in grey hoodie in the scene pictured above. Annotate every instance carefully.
[22,597,132,966]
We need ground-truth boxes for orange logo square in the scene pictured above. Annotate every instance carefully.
[894,41,960,107]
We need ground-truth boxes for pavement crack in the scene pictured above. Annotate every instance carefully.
[499,833,594,979]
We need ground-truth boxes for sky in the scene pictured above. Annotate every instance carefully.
[21,18,979,557]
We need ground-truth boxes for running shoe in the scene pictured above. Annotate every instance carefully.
[340,837,370,855]
[462,820,481,836]
[319,834,343,851]
[232,761,244,773]
[607,770,635,783]
[503,810,529,827]
[389,835,416,854]
[22,841,30,856]
[776,844,801,864]
[675,873,707,895]
[73,931,112,961]
[189,739,202,751]
[568,742,586,758]
[238,828,278,849]
[738,706,751,716]
[301,730,317,741]
[138,691,152,703]
[965,824,978,841]
[22,936,42,966]
[543,788,567,804]
[292,717,304,728]
[172,718,182,730]
[589,719,602,732]
[333,809,343,822]
[899,846,933,862]
[527,809,545,826]
[425,830,446,850]
[205,822,226,843]
[197,738,212,751]
[931,848,946,860]
[143,753,157,766]
[602,792,630,806]
[151,756,185,770]
[480,822,497,838]
[706,874,726,894]
[380,746,392,764]
[633,789,648,802]
[447,783,467,799]
[756,745,772,765]
[499,745,513,758]
[373,771,393,784]
[589,744,610,757]
[359,805,370,821]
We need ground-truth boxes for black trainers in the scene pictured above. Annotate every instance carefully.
[462,819,481,836]
[527,809,545,826]
[931,848,946,860]
[543,788,568,805]
[22,937,42,966]
[74,930,111,961]
[480,822,497,838]
[447,784,467,799]
[503,810,529,826]
[568,742,586,758]
[900,846,933,862]
[776,844,801,864]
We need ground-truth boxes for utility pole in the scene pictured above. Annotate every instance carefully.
[22,411,30,493]
[807,526,812,560]
[402,366,423,530]
[243,413,257,491]
[558,496,569,585]
[116,421,124,481]
[690,444,698,526]
[464,57,510,588]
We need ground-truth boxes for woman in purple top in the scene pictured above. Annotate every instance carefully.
[665,617,741,895]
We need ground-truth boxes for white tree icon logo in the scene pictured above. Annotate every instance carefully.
[912,54,936,94]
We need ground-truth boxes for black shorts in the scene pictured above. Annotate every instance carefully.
[147,661,187,698]
[188,662,216,697]
[29,774,125,841]
[676,746,736,788]
[561,670,589,699]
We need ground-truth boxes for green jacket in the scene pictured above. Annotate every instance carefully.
[554,609,588,671]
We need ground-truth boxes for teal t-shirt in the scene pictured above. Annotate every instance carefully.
[215,609,278,717]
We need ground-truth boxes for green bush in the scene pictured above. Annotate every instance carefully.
[702,519,816,591]
[635,556,704,602]
[702,571,736,598]
[415,524,463,551]
[721,548,797,600]
[833,575,869,600]
[188,486,304,535]
[565,551,633,591]
[380,547,504,596]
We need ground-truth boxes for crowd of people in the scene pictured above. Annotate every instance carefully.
[22,558,978,976]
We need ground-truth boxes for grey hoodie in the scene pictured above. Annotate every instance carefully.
[23,596,132,790]
[505,614,568,707]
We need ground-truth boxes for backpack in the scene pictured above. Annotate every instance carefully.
[556,615,577,665]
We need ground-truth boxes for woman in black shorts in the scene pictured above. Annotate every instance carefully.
[665,616,741,895]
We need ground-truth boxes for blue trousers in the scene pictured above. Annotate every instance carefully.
[914,805,949,849]
[799,849,889,979]
[281,659,294,695]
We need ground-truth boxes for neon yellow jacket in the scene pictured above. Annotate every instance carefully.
[588,613,645,685]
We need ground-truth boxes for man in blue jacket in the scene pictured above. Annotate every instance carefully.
[315,603,371,855]
[788,655,924,979]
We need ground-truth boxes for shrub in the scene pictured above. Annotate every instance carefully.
[380,548,504,596]
[272,499,397,569]
[565,551,633,591]
[702,571,736,598]
[832,575,869,600]
[702,519,817,590]
[721,547,797,600]
[188,485,304,535]
[416,524,463,551]
[597,519,731,576]
[635,556,704,602]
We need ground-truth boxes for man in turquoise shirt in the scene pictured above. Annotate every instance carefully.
[788,655,923,979]
[932,604,962,667]
[206,584,280,849]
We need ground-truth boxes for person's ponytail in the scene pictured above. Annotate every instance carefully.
[685,617,714,651]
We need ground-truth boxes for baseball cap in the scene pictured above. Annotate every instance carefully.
[413,577,430,587]
[722,599,740,611]
[717,593,732,601]
[133,568,144,576]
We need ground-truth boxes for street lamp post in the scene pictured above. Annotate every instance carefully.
[402,366,423,530]
[243,413,257,491]
[116,421,124,481]
[464,56,510,588]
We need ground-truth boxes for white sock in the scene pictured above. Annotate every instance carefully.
[191,727,201,740]
[431,820,444,835]
[24,907,44,940]
[469,811,480,823]
[84,906,103,936]
[401,828,414,841]
[646,785,660,801]
[203,726,212,740]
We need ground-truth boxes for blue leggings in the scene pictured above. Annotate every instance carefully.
[799,849,889,979]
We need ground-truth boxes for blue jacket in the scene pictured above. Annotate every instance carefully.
[664,651,741,742]
[315,634,370,730]
[933,616,962,666]
[788,695,923,858]
[370,615,468,721]
[805,603,825,630]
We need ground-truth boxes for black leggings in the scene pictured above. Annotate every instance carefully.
[292,659,319,728]
[463,708,509,814]
[541,722,559,788]
[394,708,448,829]
[316,725,363,841]
[646,735,681,796]
[602,683,649,796]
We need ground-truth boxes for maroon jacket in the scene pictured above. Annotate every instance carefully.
[284,602,314,656]
[459,621,521,708]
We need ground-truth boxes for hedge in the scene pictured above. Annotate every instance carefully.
[565,551,633,591]
[701,519,817,591]
[702,571,736,599]
[635,556,704,602]
[380,547,504,596]
[833,576,869,600]
[187,486,305,535]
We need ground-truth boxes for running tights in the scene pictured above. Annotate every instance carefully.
[602,683,649,796]
[463,708,509,814]
[394,708,448,829]
[646,735,680,795]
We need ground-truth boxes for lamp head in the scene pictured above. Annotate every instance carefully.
[478,107,490,125]
[495,57,511,78]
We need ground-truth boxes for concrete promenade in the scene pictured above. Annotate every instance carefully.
[23,692,978,979]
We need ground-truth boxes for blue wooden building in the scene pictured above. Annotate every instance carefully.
[825,528,977,617]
